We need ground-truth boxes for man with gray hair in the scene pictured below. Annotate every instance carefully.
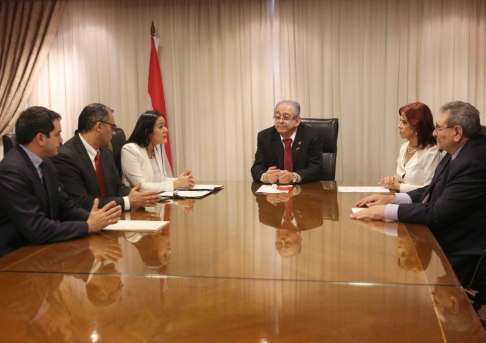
[53,103,161,211]
[251,100,324,184]
[351,101,486,255]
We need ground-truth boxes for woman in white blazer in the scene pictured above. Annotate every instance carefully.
[379,102,442,192]
[121,111,195,192]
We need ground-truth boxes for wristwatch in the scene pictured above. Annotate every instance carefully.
[292,173,297,184]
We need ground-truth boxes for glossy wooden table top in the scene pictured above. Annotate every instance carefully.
[0,181,483,342]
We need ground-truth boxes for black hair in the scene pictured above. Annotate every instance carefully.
[15,106,61,145]
[126,110,163,147]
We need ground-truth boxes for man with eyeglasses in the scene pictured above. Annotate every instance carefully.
[351,101,486,256]
[0,107,121,256]
[251,100,324,184]
[53,103,161,211]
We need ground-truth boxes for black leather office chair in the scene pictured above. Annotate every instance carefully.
[109,127,126,177]
[300,118,339,181]
[480,125,486,136]
[2,134,17,156]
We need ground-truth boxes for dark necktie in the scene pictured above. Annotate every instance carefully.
[95,152,108,197]
[422,156,452,204]
[283,138,293,172]
[39,162,53,218]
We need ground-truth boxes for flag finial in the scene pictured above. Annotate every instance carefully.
[151,21,156,37]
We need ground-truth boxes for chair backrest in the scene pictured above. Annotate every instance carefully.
[109,127,126,177]
[2,134,17,156]
[480,125,486,136]
[300,118,339,181]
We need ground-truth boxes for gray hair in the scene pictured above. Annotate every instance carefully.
[440,101,481,138]
[275,100,301,118]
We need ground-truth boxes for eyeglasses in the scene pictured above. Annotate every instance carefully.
[273,116,297,122]
[99,121,118,132]
[434,124,455,132]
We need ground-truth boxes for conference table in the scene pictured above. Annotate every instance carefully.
[0,181,484,342]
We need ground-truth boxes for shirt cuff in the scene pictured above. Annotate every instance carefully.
[260,173,266,183]
[123,196,130,210]
[384,204,399,221]
[395,193,413,204]
[295,173,301,183]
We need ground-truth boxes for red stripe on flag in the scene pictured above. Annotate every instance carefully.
[148,38,173,172]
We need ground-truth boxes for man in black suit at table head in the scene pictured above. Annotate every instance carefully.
[0,107,121,256]
[53,103,161,211]
[251,100,324,184]
[351,101,486,255]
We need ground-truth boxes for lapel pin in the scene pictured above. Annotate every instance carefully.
[299,141,302,145]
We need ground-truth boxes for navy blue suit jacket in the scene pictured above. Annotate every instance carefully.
[251,124,324,183]
[0,145,89,256]
[398,135,486,255]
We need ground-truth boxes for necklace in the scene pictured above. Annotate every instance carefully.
[406,144,418,154]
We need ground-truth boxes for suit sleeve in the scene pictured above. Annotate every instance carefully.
[121,145,174,192]
[53,149,127,211]
[0,166,88,244]
[251,132,268,182]
[398,160,486,227]
[296,130,324,183]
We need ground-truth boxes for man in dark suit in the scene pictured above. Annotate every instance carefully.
[53,103,161,211]
[351,101,486,255]
[251,100,324,184]
[0,107,121,256]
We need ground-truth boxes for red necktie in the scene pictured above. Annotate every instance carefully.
[283,138,293,172]
[284,196,294,221]
[95,152,107,197]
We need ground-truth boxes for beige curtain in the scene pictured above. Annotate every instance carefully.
[0,0,64,141]
[26,0,486,181]
[274,0,486,181]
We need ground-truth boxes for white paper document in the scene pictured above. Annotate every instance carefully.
[160,190,212,198]
[351,208,365,214]
[255,185,291,194]
[338,186,390,193]
[103,220,169,232]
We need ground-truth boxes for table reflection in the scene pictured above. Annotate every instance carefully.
[251,182,338,257]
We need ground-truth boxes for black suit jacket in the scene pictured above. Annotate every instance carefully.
[53,134,131,211]
[398,135,486,255]
[0,145,89,256]
[251,124,324,183]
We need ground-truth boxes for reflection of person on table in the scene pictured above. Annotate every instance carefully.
[0,235,124,340]
[356,221,432,272]
[127,229,171,269]
[432,275,484,340]
[253,185,322,257]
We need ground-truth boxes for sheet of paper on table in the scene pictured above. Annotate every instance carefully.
[338,186,390,193]
[255,185,291,194]
[103,220,169,232]
[160,190,212,198]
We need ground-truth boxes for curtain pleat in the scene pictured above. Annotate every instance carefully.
[0,0,64,138]
[22,0,486,181]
